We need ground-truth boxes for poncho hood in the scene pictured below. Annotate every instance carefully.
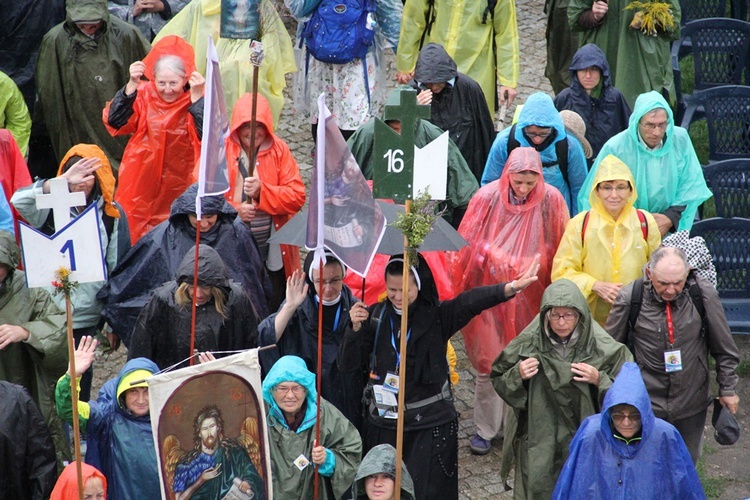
[537,279,594,348]
[514,93,567,147]
[413,43,458,84]
[352,444,415,500]
[66,0,109,24]
[51,462,107,500]
[499,146,546,212]
[169,183,238,225]
[141,34,196,83]
[0,230,20,269]
[569,44,612,89]
[588,154,639,222]
[627,91,675,158]
[112,357,158,412]
[175,244,231,290]
[58,144,120,218]
[230,92,276,137]
[600,362,657,455]
[262,355,319,433]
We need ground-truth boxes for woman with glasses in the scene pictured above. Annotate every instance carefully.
[258,251,363,428]
[262,355,362,499]
[491,279,632,499]
[551,155,661,326]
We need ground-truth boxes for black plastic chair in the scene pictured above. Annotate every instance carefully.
[672,18,750,124]
[680,0,747,25]
[690,217,750,333]
[680,85,750,161]
[702,159,750,218]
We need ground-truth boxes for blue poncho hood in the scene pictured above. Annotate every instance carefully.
[600,362,655,456]
[514,93,567,148]
[262,355,318,433]
[568,43,612,89]
[626,91,675,158]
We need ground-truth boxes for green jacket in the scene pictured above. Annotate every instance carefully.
[35,0,150,167]
[0,71,31,156]
[0,231,69,467]
[491,279,632,499]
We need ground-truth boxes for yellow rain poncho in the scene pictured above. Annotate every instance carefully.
[551,155,661,326]
[154,0,295,124]
[396,0,519,114]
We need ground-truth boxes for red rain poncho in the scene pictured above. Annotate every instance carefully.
[452,147,569,373]
[50,462,107,500]
[0,130,32,235]
[104,35,201,243]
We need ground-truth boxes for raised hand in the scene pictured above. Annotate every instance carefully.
[126,61,146,94]
[69,335,98,378]
[188,71,206,103]
[285,270,309,310]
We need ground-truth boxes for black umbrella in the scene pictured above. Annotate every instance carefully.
[267,200,467,254]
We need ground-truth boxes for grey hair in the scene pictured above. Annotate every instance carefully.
[649,246,689,271]
[153,55,187,79]
[640,107,667,121]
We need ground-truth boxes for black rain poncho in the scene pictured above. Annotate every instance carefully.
[98,184,271,347]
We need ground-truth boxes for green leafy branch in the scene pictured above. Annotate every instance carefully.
[390,190,445,264]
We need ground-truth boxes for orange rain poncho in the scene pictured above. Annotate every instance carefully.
[452,147,569,373]
[104,35,201,243]
[50,462,107,500]
[0,130,32,235]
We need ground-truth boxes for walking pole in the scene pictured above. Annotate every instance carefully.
[189,221,201,366]
[313,255,325,500]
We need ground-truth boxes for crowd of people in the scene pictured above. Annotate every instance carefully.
[0,0,744,499]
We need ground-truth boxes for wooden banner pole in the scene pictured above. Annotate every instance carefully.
[66,295,84,500]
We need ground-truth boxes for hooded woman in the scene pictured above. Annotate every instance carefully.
[491,279,632,499]
[12,143,130,399]
[340,253,540,500]
[352,444,415,500]
[56,338,160,500]
[452,147,569,454]
[554,44,631,160]
[129,244,260,370]
[262,355,362,499]
[258,252,363,427]
[51,462,107,500]
[552,362,703,498]
[103,35,205,243]
[552,155,661,326]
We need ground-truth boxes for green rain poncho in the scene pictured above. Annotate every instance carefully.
[567,0,680,108]
[577,91,712,232]
[0,231,68,467]
[35,0,151,167]
[491,279,632,499]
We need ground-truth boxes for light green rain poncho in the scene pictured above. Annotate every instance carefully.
[577,91,712,232]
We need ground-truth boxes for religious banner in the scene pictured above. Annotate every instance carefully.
[220,0,261,39]
[148,350,272,500]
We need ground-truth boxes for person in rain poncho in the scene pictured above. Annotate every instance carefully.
[287,0,402,138]
[0,130,33,235]
[554,44,631,161]
[51,462,107,500]
[0,231,69,468]
[0,71,31,157]
[108,0,191,41]
[56,337,160,499]
[452,147,569,455]
[567,0,681,108]
[347,88,478,227]
[352,444,415,500]
[129,244,260,370]
[395,0,519,114]
[491,279,632,499]
[259,252,364,428]
[552,155,661,326]
[98,183,271,348]
[412,43,496,183]
[482,92,588,216]
[552,362,704,498]
[154,0,296,124]
[224,92,305,310]
[104,35,205,243]
[341,254,540,499]
[36,0,150,167]
[0,381,57,500]
[12,144,130,400]
[578,91,711,234]
[262,355,362,499]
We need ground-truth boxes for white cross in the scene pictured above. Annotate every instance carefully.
[35,177,86,231]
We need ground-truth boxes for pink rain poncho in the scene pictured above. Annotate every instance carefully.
[452,147,569,373]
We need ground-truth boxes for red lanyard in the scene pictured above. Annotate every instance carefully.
[665,302,675,345]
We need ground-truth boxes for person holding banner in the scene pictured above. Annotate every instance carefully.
[104,35,205,243]
[340,253,540,499]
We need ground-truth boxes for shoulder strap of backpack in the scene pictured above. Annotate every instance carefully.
[420,0,436,49]
[506,123,520,156]
[554,136,569,188]
[686,270,707,337]
[626,277,644,359]
[482,0,497,24]
[581,210,590,245]
[636,209,648,240]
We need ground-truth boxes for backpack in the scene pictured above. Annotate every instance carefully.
[506,123,570,187]
[581,209,648,244]
[624,270,707,360]
[301,0,377,64]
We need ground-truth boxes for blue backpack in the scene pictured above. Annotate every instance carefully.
[301,0,377,64]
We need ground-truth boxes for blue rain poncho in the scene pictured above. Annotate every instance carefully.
[577,91,711,231]
[553,362,704,499]
[481,92,588,215]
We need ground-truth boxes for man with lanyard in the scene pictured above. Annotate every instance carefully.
[605,246,740,464]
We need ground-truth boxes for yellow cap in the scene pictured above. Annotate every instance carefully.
[116,369,152,402]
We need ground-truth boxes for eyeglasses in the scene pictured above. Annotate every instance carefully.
[273,384,305,395]
[317,277,343,287]
[611,412,641,424]
[549,312,578,322]
[524,129,552,140]
[639,121,668,131]
[597,185,631,194]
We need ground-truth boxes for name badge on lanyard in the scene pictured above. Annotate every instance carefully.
[664,302,683,372]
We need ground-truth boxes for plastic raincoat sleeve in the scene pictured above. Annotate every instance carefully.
[493,0,520,88]
[551,213,598,296]
[394,0,429,74]
[21,289,68,374]
[0,73,32,156]
[10,181,49,228]
[256,146,306,216]
[490,351,528,409]
[55,374,91,432]
[128,296,163,363]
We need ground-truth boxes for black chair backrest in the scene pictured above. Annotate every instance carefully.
[702,159,750,218]
[680,18,750,91]
[690,85,750,160]
[690,217,750,298]
[680,0,748,24]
